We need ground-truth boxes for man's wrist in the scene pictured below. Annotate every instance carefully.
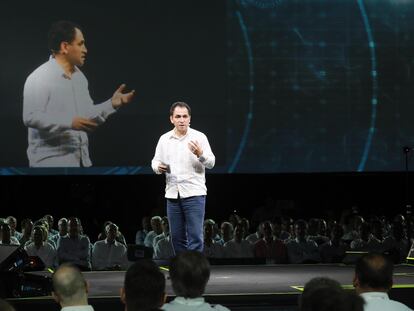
[198,154,206,162]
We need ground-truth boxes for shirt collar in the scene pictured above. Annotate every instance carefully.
[105,238,118,246]
[360,292,389,300]
[61,305,94,311]
[173,297,205,306]
[168,127,191,140]
[49,55,80,79]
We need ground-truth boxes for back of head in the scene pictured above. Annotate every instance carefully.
[124,259,165,311]
[169,251,210,298]
[52,264,87,306]
[355,253,393,291]
[301,277,364,311]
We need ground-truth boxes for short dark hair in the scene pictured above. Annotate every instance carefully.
[48,20,81,53]
[124,260,165,311]
[300,277,364,311]
[355,253,393,290]
[169,251,210,298]
[169,102,191,116]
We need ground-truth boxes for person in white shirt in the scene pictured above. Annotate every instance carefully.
[153,217,170,248]
[23,20,135,167]
[135,216,151,246]
[52,218,68,247]
[151,102,215,254]
[162,251,229,311]
[153,217,175,259]
[92,223,127,270]
[52,264,95,311]
[25,226,57,269]
[286,219,320,264]
[353,253,413,311]
[223,223,253,258]
[203,221,224,258]
[0,223,20,245]
[57,217,91,270]
[6,216,22,241]
[144,216,163,248]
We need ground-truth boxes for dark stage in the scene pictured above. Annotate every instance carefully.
[7,264,414,311]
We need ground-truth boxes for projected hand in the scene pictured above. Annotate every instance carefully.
[72,117,98,132]
[188,140,203,157]
[111,84,135,109]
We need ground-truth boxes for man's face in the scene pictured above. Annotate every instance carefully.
[33,228,43,245]
[204,224,213,239]
[151,219,163,235]
[58,219,68,235]
[68,219,79,237]
[170,106,191,134]
[64,28,87,67]
[106,224,118,242]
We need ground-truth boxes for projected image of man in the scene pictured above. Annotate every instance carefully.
[23,20,135,167]
[151,102,215,254]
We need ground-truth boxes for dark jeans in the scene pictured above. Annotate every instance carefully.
[166,195,205,254]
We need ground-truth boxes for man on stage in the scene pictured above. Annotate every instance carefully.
[23,20,135,167]
[151,102,215,254]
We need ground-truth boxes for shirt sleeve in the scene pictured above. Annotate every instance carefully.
[23,75,73,133]
[83,99,117,125]
[151,137,163,174]
[198,133,215,169]
[92,242,106,270]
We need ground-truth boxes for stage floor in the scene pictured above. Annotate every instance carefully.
[9,264,414,311]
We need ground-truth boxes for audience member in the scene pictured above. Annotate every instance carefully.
[52,264,93,311]
[163,251,230,311]
[92,223,127,270]
[121,259,166,311]
[353,253,413,311]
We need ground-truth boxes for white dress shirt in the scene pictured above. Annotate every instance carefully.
[203,241,224,258]
[360,292,413,311]
[286,237,320,264]
[92,239,127,270]
[153,235,175,260]
[23,57,116,167]
[151,128,215,199]
[25,242,57,268]
[57,235,91,268]
[223,239,253,258]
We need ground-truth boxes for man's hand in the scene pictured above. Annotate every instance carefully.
[188,140,203,157]
[72,117,98,132]
[158,163,170,174]
[111,84,135,109]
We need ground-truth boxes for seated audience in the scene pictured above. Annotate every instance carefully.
[203,221,224,258]
[92,223,127,270]
[57,217,91,270]
[25,225,57,269]
[144,216,163,248]
[254,221,287,264]
[286,220,320,264]
[319,223,347,263]
[223,223,253,258]
[135,216,151,246]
